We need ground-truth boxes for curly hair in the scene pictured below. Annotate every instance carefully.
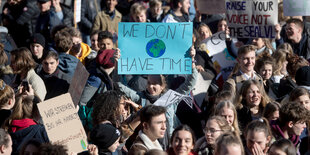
[286,54,309,79]
[255,53,275,76]
[54,29,73,53]
[279,102,310,126]
[92,90,123,126]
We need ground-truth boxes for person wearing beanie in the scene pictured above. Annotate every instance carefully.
[79,49,120,106]
[29,33,46,64]
[90,123,121,154]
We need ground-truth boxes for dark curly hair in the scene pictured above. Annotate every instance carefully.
[92,90,123,126]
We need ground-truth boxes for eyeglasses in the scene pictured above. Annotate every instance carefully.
[203,128,223,134]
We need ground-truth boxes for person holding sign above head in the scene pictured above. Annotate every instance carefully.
[162,0,190,23]
[118,47,198,138]
[222,45,263,96]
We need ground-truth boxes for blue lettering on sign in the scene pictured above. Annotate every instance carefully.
[226,1,246,10]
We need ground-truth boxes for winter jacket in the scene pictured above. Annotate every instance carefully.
[91,9,122,34]
[69,42,92,65]
[25,69,47,101]
[58,53,79,81]
[79,0,102,34]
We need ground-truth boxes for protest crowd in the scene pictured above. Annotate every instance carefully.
[1,0,310,154]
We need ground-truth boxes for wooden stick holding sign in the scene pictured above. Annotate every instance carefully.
[37,93,88,153]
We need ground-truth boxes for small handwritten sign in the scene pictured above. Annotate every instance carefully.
[37,93,88,153]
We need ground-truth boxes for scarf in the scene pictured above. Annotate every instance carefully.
[138,130,163,151]
[142,90,161,104]
[10,118,37,133]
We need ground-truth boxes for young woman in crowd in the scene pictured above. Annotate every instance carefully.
[10,47,46,101]
[271,49,290,84]
[214,132,244,155]
[194,23,212,51]
[251,38,274,56]
[168,125,196,155]
[214,101,241,136]
[289,87,310,111]
[235,80,270,130]
[194,116,232,155]
[0,80,15,127]
[3,93,49,154]
[263,102,280,122]
[244,119,273,155]
[268,139,296,155]
[254,53,277,99]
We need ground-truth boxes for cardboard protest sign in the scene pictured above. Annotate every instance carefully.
[118,22,193,74]
[68,61,89,106]
[196,0,225,14]
[37,93,88,153]
[192,71,212,106]
[154,89,193,108]
[283,0,310,16]
[201,31,236,74]
[225,0,278,38]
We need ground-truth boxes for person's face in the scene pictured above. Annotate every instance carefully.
[38,1,51,12]
[106,0,117,11]
[268,146,286,155]
[144,113,167,140]
[98,38,114,51]
[8,94,15,109]
[290,121,307,136]
[252,38,265,49]
[285,23,302,41]
[132,12,147,22]
[295,95,310,111]
[30,43,44,59]
[24,144,39,155]
[2,136,12,155]
[147,75,165,96]
[91,34,100,52]
[72,36,82,45]
[218,20,227,32]
[259,64,273,80]
[219,107,234,127]
[181,0,190,14]
[269,110,279,121]
[119,102,128,120]
[151,4,162,16]
[198,26,211,41]
[237,51,256,73]
[108,137,120,152]
[205,119,223,146]
[245,84,262,108]
[42,57,59,75]
[172,130,194,155]
[218,144,243,155]
[246,131,270,152]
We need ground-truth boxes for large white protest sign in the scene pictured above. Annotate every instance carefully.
[201,31,236,74]
[196,0,225,14]
[37,93,88,153]
[284,0,310,16]
[225,0,278,38]
[154,89,193,108]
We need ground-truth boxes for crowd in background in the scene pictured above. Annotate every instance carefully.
[0,0,310,154]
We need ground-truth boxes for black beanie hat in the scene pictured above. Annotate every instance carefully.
[295,66,310,86]
[30,33,45,48]
[90,123,121,150]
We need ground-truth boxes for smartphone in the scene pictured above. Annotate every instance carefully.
[21,81,29,92]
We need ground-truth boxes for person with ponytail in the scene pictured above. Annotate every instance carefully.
[244,118,273,155]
